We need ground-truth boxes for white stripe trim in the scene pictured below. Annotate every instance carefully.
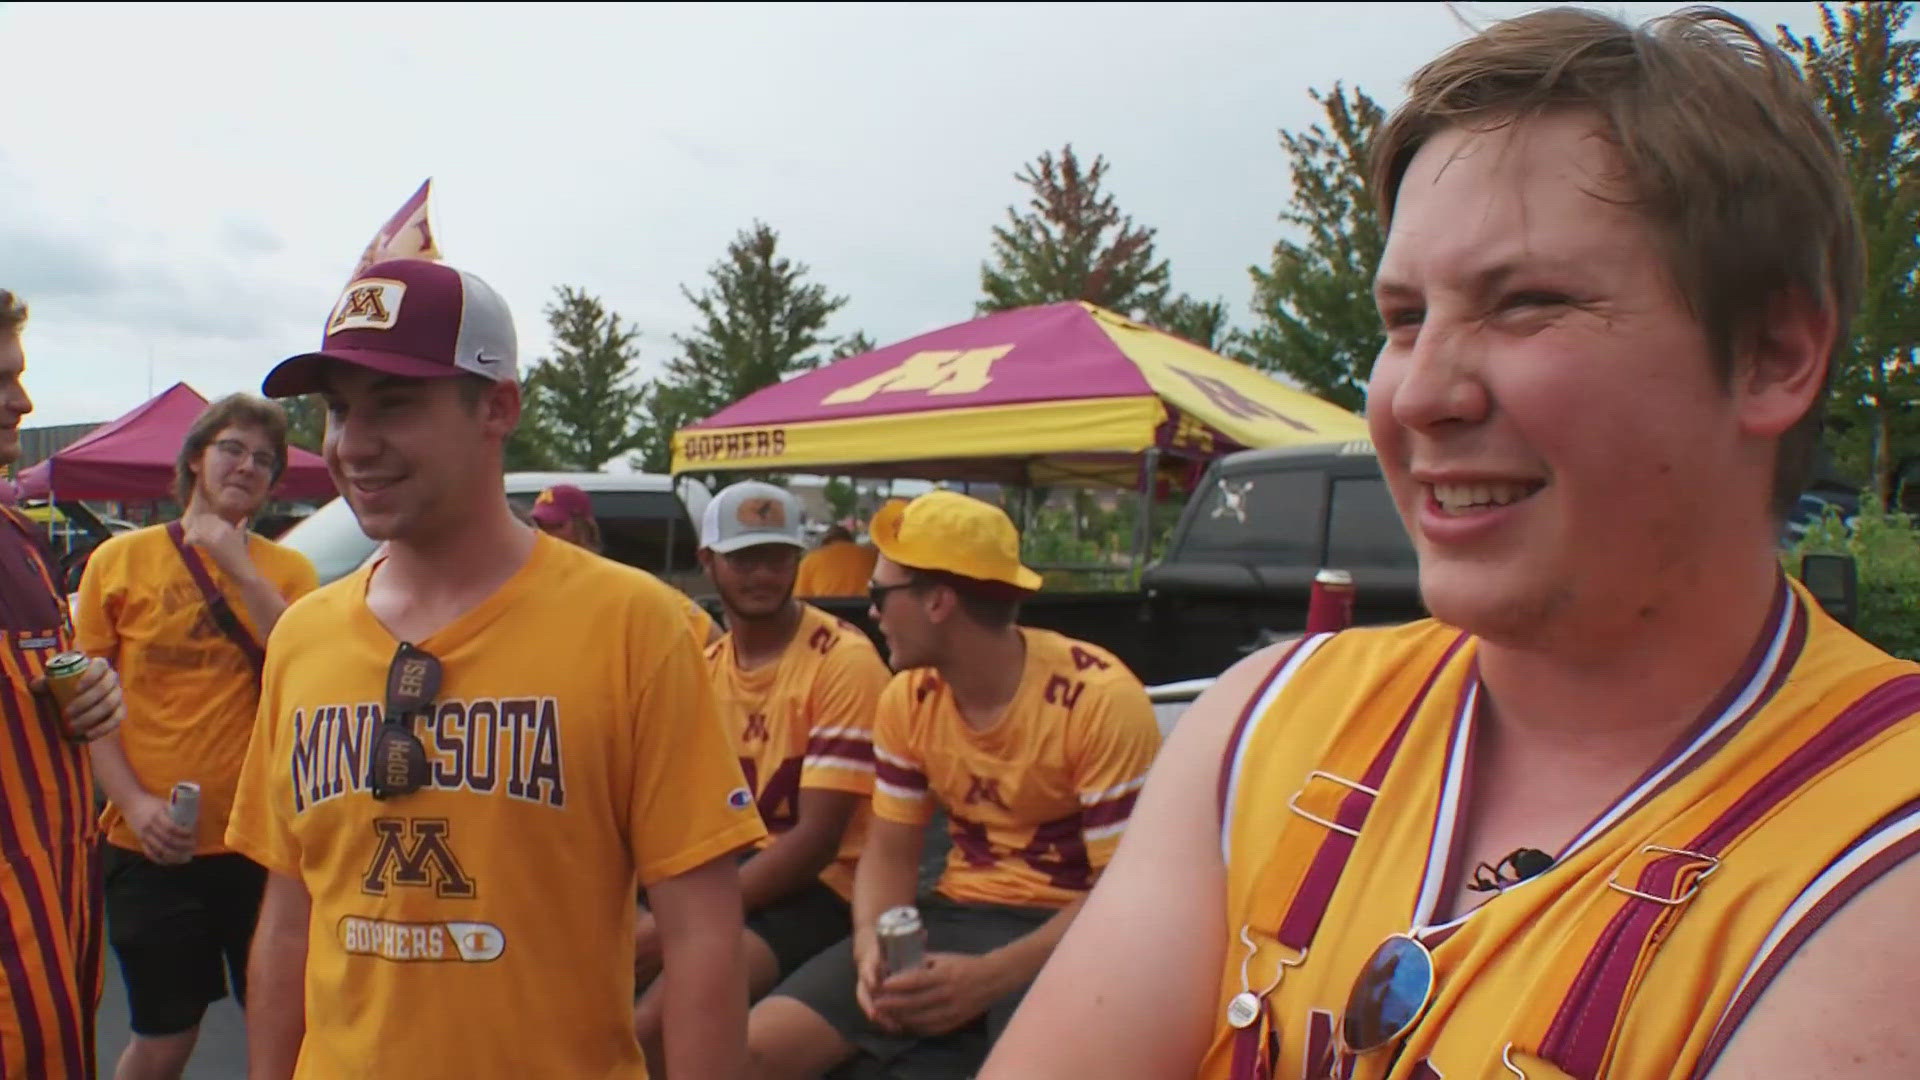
[1220,633,1334,861]
[1712,804,1920,1051]
[804,755,875,774]
[1413,681,1478,931]
[1419,578,1798,936]
[1085,819,1130,843]
[1563,577,1797,855]
[874,746,921,772]
[875,779,926,801]
[1080,774,1148,807]
[810,725,873,743]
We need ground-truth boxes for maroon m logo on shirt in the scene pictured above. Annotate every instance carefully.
[743,712,771,742]
[964,774,1010,811]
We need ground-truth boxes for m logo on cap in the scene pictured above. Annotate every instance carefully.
[738,497,786,528]
[328,279,407,333]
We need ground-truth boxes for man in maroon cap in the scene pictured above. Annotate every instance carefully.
[530,483,599,551]
[225,258,763,1080]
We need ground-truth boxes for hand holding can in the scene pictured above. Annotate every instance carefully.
[168,782,201,832]
[876,905,927,976]
[43,652,125,741]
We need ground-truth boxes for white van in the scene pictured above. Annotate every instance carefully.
[275,471,714,596]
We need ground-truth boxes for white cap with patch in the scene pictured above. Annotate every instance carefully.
[701,481,805,553]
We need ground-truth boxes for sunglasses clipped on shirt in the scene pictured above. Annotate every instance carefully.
[370,642,440,800]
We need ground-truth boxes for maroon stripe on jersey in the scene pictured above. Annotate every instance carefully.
[1082,792,1140,831]
[0,650,77,858]
[0,884,47,1078]
[1542,673,1920,1078]
[0,692,83,1076]
[806,734,874,763]
[1690,800,1920,1077]
[1272,633,1469,950]
[78,839,101,1076]
[1215,636,1311,823]
[875,757,928,791]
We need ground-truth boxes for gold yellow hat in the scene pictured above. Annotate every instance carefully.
[869,490,1043,592]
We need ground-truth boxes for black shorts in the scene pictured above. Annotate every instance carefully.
[769,895,1056,1080]
[747,880,852,983]
[103,845,267,1037]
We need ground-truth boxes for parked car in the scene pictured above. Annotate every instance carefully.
[274,471,714,596]
[1781,487,1860,545]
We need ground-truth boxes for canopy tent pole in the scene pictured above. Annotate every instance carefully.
[1131,448,1160,577]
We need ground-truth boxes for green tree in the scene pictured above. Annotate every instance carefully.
[979,144,1171,317]
[833,331,878,360]
[1780,2,1920,503]
[1240,84,1387,412]
[823,477,858,521]
[504,367,563,472]
[1155,295,1233,352]
[282,395,325,453]
[515,286,650,471]
[630,221,849,473]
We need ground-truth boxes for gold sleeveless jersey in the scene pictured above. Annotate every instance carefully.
[1200,579,1920,1079]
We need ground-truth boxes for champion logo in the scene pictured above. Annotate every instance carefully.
[727,787,753,811]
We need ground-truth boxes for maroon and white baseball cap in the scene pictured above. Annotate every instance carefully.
[261,258,518,398]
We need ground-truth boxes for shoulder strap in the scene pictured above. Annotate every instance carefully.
[1534,664,1920,1079]
[166,521,265,679]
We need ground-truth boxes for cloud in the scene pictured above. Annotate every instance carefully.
[0,223,124,301]
[222,219,285,257]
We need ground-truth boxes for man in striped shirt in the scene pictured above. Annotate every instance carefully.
[0,288,129,1079]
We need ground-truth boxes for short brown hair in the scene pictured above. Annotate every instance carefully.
[908,568,1024,630]
[0,291,26,335]
[1372,5,1862,518]
[175,394,291,507]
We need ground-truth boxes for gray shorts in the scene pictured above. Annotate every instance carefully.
[769,895,1056,1080]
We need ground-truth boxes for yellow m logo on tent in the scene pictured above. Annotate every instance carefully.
[822,346,1013,405]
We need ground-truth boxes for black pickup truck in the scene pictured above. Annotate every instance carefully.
[809,440,1427,686]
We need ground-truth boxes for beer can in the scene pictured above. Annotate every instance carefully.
[43,651,91,717]
[1305,568,1356,635]
[876,905,926,976]
[168,782,201,831]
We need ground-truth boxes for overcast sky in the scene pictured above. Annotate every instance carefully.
[2,0,1819,432]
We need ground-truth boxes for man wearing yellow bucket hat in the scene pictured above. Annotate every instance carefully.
[745,489,1162,1079]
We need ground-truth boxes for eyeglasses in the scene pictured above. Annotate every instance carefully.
[1337,933,1436,1056]
[212,438,279,473]
[370,642,440,800]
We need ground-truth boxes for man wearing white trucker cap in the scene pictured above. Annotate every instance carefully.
[632,480,889,1070]
[745,489,1161,1080]
[226,258,766,1080]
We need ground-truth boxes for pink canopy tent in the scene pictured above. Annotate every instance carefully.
[15,382,335,502]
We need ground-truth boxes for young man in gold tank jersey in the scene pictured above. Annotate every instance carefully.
[631,480,890,1068]
[78,393,317,1080]
[748,490,1162,1079]
[987,8,1920,1080]
[226,258,765,1080]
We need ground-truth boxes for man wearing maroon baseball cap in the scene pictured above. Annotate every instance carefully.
[529,483,597,549]
[261,258,519,397]
[227,259,761,1079]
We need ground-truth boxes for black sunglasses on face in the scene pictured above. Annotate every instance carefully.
[868,580,917,608]
[369,642,440,800]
